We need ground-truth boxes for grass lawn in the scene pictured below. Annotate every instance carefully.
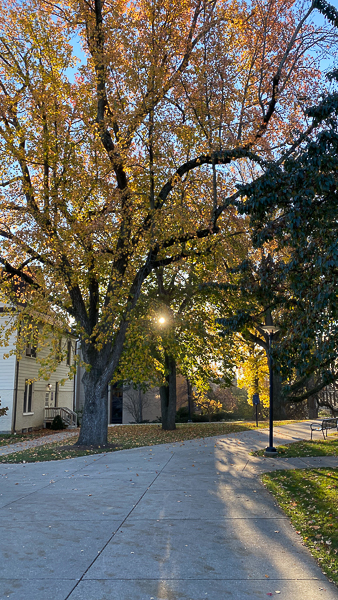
[0,420,300,463]
[253,433,338,458]
[263,468,338,586]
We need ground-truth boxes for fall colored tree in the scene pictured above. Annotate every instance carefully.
[114,261,236,429]
[193,391,222,421]
[0,0,334,444]
[236,339,269,414]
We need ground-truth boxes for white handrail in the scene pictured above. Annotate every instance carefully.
[44,406,77,428]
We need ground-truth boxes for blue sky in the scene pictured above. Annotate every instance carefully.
[65,1,338,81]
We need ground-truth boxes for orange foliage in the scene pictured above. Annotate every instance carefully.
[0,0,334,442]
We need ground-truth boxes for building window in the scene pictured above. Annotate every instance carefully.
[66,340,72,366]
[25,344,36,358]
[55,382,59,407]
[45,387,51,408]
[45,384,54,408]
[23,380,33,413]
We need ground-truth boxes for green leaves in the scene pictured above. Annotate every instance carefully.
[233,70,338,391]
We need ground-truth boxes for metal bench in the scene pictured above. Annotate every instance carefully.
[310,418,338,441]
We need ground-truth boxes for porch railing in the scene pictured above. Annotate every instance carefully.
[44,406,77,428]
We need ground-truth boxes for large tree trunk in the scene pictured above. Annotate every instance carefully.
[272,372,286,420]
[160,354,177,430]
[306,376,319,419]
[307,395,318,419]
[76,366,108,446]
[75,322,129,446]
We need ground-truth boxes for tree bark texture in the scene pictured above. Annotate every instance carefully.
[160,354,177,430]
[306,377,319,419]
[76,367,108,446]
[307,395,318,419]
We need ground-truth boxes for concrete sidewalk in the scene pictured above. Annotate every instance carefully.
[0,422,337,599]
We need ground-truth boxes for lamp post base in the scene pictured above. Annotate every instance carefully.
[264,447,278,457]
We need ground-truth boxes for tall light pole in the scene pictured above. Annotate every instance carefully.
[261,325,279,457]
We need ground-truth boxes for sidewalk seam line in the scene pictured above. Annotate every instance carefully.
[63,451,176,600]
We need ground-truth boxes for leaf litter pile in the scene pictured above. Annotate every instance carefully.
[263,468,338,587]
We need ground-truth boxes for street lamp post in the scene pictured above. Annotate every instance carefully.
[261,325,279,457]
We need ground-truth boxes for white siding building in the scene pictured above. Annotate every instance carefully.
[0,311,76,433]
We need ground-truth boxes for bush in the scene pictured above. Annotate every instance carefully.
[175,407,235,423]
[176,406,189,422]
[51,415,67,430]
[191,413,208,422]
[175,407,208,423]
[211,410,234,421]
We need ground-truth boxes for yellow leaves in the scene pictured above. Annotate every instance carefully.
[0,0,332,417]
[193,390,223,419]
[237,339,269,407]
